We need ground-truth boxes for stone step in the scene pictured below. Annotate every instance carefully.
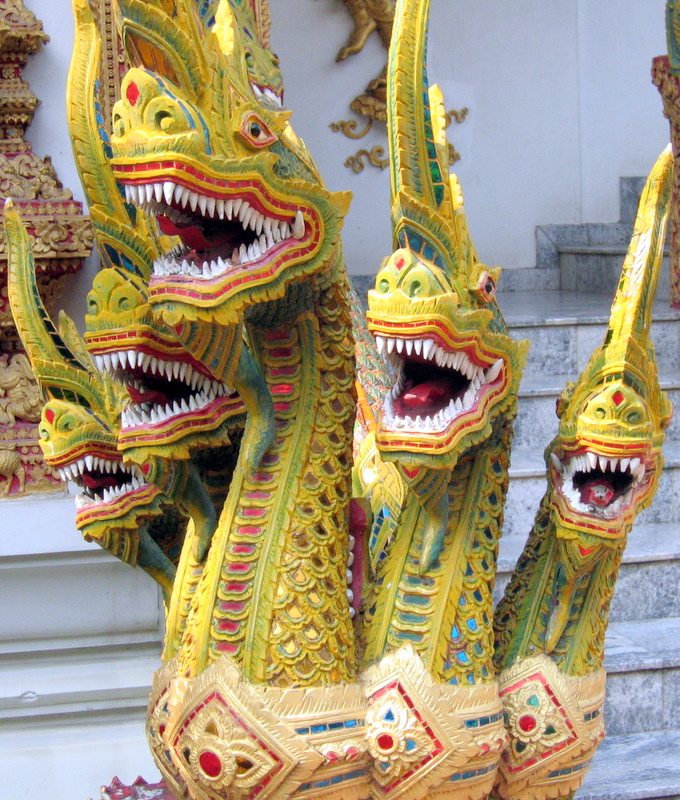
[559,245,671,299]
[603,616,680,738]
[500,290,680,377]
[503,440,680,536]
[514,370,680,449]
[576,727,680,800]
[496,518,680,623]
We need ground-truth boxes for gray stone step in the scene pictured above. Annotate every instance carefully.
[496,518,680,623]
[559,246,671,299]
[576,728,680,800]
[603,617,680,737]
[500,290,680,377]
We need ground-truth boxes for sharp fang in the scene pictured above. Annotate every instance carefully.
[422,339,435,360]
[163,181,174,204]
[292,210,305,239]
[486,359,503,383]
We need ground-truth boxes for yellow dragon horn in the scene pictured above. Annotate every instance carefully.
[5,200,107,409]
[574,146,674,420]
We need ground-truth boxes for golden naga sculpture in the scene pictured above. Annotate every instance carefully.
[4,0,673,799]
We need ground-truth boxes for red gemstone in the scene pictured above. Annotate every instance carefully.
[126,81,140,106]
[402,467,420,479]
[141,463,151,476]
[45,408,55,424]
[199,750,222,777]
[395,256,406,270]
[612,390,625,407]
[158,724,166,737]
[518,714,537,733]
[377,733,395,752]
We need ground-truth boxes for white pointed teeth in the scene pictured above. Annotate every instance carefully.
[292,210,305,239]
[68,458,146,508]
[123,179,305,279]
[564,451,646,482]
[559,449,647,519]
[375,337,504,433]
[118,356,231,432]
[250,82,284,108]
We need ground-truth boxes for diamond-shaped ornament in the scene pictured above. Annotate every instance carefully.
[161,657,323,800]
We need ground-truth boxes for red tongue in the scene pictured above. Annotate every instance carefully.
[128,386,169,406]
[157,214,210,251]
[399,380,450,413]
[579,477,615,507]
[81,474,119,490]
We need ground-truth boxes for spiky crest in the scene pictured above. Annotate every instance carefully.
[5,201,119,412]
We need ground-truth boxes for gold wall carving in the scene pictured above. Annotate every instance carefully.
[331,0,469,172]
[0,0,93,495]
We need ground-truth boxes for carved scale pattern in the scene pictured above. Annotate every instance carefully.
[178,275,357,687]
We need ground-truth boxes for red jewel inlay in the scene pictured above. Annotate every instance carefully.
[579,545,595,557]
[612,390,625,407]
[518,714,537,733]
[199,750,222,778]
[126,81,140,106]
[395,256,406,270]
[377,733,395,752]
[158,724,166,737]
[141,463,151,476]
[45,408,55,424]
[402,467,420,479]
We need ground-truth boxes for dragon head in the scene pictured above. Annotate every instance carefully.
[84,266,245,464]
[4,202,169,545]
[546,147,673,544]
[67,2,248,468]
[108,0,350,329]
[367,1,527,471]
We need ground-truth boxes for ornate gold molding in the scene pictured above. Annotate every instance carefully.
[0,0,93,495]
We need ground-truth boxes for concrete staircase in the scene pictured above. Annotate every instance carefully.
[497,286,680,799]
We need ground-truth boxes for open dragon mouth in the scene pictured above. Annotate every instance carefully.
[550,449,647,520]
[56,454,150,509]
[251,82,283,108]
[119,177,310,283]
[375,334,504,433]
[94,350,236,432]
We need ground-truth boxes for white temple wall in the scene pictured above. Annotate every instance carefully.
[22,0,671,285]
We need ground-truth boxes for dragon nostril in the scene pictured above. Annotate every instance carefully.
[408,280,421,297]
[594,406,607,419]
[112,113,125,138]
[626,410,642,424]
[378,278,390,294]
[155,110,173,132]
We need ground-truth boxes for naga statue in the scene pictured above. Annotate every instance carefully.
[4,0,673,798]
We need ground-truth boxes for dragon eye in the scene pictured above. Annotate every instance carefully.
[477,271,496,303]
[239,113,276,148]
